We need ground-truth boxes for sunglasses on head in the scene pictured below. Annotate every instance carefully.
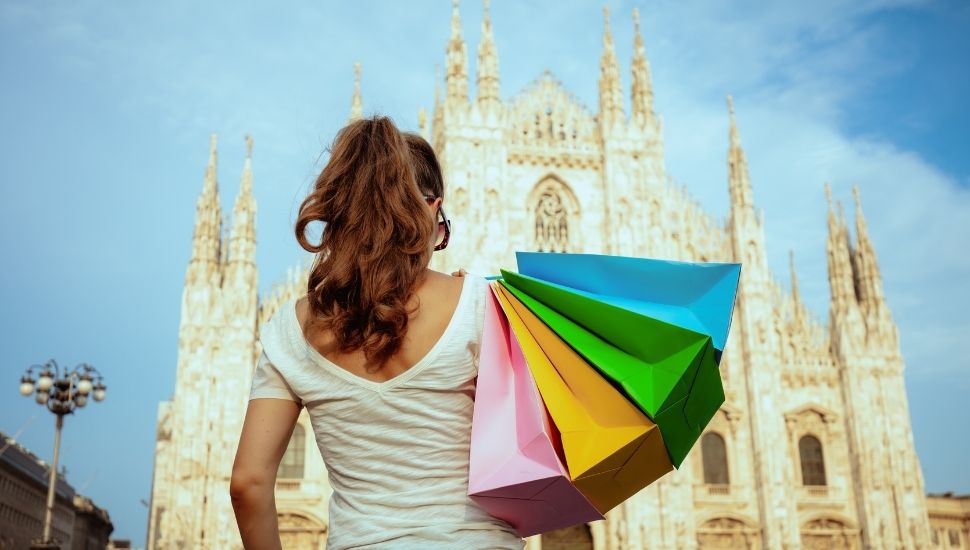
[422,194,451,251]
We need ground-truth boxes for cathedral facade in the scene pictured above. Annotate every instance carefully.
[146,2,936,549]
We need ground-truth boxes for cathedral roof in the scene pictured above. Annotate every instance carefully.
[506,70,598,151]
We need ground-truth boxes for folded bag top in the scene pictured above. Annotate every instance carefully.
[515,251,741,353]
[500,268,710,366]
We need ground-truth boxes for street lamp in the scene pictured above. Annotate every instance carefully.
[19,359,106,550]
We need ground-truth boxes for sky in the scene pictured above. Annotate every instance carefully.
[1,0,968,544]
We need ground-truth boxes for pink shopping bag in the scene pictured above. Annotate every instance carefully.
[468,283,603,537]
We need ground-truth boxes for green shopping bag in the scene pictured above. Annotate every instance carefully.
[500,270,723,468]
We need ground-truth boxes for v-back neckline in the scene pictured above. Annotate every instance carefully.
[289,277,470,393]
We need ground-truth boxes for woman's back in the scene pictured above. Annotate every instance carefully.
[297,270,468,384]
[233,115,523,549]
[253,273,525,549]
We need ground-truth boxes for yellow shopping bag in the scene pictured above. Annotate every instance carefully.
[494,282,673,514]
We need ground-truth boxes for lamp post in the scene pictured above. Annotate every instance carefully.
[19,359,106,550]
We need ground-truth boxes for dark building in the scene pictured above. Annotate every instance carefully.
[0,431,113,549]
[71,495,112,550]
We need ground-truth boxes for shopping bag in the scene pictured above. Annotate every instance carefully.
[493,282,673,515]
[500,254,737,468]
[514,251,741,356]
[468,284,602,537]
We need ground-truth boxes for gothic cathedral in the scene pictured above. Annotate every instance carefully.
[147,2,932,549]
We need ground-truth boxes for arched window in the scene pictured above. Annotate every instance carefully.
[278,424,306,479]
[528,175,580,253]
[698,517,760,549]
[534,190,569,252]
[541,522,593,550]
[799,435,826,486]
[278,513,327,548]
[701,432,729,485]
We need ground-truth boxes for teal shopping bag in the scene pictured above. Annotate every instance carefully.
[515,251,740,356]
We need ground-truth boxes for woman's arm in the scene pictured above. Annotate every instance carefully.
[230,397,302,549]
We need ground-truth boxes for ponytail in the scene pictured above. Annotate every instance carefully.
[295,116,438,368]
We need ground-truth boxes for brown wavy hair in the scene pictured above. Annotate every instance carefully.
[295,116,444,369]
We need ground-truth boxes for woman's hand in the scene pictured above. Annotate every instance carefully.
[230,398,302,549]
[451,267,466,277]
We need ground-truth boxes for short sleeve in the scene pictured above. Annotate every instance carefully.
[249,348,303,405]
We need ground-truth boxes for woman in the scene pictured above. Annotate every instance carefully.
[229,115,525,549]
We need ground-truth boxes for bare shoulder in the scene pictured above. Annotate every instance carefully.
[421,269,468,297]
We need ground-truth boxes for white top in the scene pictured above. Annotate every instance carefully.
[250,274,525,550]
